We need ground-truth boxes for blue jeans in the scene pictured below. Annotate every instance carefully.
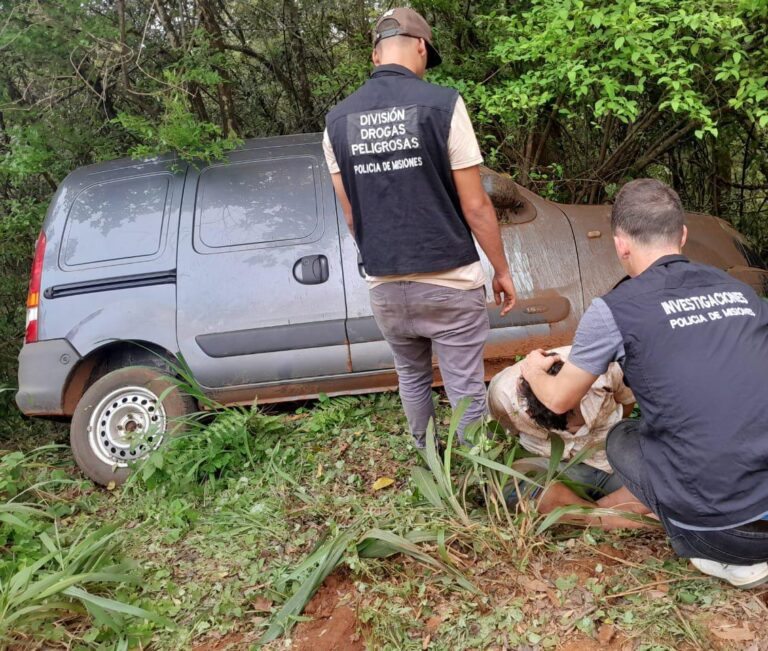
[503,460,624,507]
[607,420,768,564]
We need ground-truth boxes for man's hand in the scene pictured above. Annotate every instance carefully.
[520,351,597,414]
[492,270,517,316]
[452,166,517,313]
[520,349,560,380]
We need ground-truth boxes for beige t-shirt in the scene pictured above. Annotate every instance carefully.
[323,95,486,290]
[487,346,636,472]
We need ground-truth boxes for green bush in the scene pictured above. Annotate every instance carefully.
[130,405,288,493]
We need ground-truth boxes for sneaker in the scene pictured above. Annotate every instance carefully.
[690,557,768,588]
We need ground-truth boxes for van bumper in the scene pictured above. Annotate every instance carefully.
[16,339,81,416]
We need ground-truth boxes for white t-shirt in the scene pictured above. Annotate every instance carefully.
[323,95,486,290]
[487,346,636,472]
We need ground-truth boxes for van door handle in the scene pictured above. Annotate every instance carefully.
[293,255,329,285]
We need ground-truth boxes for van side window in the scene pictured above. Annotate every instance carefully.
[196,157,320,249]
[62,175,169,267]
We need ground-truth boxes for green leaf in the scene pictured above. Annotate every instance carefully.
[423,415,470,524]
[259,528,358,644]
[678,590,697,604]
[411,467,445,509]
[358,529,478,594]
[535,505,662,535]
[0,512,36,530]
[63,586,172,626]
[455,451,544,487]
[546,435,565,482]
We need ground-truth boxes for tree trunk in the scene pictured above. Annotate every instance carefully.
[588,113,615,203]
[117,0,131,90]
[283,0,316,131]
[710,136,732,216]
[519,130,534,187]
[198,0,239,137]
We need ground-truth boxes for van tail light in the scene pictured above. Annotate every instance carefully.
[25,231,45,344]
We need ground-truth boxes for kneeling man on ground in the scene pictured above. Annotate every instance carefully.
[488,345,635,507]
[520,178,768,588]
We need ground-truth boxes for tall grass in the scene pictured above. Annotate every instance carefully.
[91,357,659,645]
[258,523,480,644]
[0,525,167,642]
[0,447,167,646]
[121,354,288,494]
[256,396,663,642]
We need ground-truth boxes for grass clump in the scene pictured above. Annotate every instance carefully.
[128,404,287,494]
[0,446,167,648]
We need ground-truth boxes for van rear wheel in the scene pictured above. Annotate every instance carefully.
[70,366,195,486]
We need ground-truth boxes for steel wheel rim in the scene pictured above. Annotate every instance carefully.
[87,386,167,467]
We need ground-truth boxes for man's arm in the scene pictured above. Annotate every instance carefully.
[521,351,597,414]
[331,172,355,237]
[452,165,516,316]
[323,128,355,236]
[521,299,625,414]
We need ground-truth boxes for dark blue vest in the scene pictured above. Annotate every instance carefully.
[325,64,479,276]
[603,255,768,528]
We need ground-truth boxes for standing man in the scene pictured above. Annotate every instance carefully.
[520,178,768,588]
[323,8,516,448]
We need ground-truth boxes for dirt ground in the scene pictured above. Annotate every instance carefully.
[289,573,365,651]
[188,531,768,651]
[263,536,768,651]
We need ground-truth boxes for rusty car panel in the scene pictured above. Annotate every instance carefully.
[225,169,766,406]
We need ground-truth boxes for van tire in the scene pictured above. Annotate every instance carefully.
[70,366,195,486]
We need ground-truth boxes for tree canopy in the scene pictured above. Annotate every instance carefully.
[1,0,767,402]
[2,1,767,213]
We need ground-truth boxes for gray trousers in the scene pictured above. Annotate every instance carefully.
[369,282,490,447]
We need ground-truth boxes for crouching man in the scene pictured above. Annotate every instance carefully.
[488,345,635,507]
[520,178,768,588]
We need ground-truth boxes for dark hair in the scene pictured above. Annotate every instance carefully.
[610,178,684,245]
[519,359,568,431]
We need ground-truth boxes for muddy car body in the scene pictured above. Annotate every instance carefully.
[16,133,767,483]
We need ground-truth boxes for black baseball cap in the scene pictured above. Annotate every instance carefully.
[373,7,442,69]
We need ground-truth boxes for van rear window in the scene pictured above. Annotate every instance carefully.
[196,157,319,248]
[62,176,169,267]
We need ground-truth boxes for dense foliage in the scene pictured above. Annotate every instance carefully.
[1,0,767,407]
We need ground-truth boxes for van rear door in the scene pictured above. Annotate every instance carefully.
[176,139,349,389]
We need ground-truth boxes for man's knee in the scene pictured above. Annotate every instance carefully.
[605,419,640,471]
[398,372,434,402]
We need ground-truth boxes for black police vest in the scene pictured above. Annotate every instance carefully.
[603,255,768,528]
[325,64,480,276]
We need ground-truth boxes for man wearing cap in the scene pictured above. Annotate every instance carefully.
[323,8,517,449]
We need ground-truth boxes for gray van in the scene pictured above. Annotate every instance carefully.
[16,133,767,484]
